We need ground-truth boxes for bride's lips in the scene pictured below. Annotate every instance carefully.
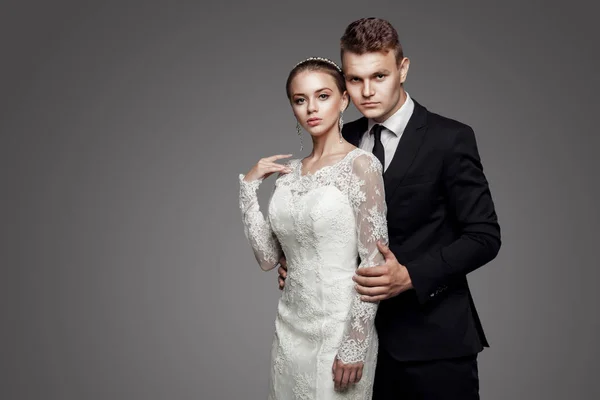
[307,118,322,127]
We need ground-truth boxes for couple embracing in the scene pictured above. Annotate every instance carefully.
[239,17,501,400]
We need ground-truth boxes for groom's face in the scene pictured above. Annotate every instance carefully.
[342,50,408,123]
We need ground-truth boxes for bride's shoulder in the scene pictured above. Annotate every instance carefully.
[280,158,301,172]
[284,158,302,167]
[274,158,300,183]
[348,148,382,174]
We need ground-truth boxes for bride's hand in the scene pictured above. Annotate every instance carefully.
[332,357,364,391]
[243,154,293,182]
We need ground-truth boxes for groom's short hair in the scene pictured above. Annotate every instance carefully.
[340,17,404,64]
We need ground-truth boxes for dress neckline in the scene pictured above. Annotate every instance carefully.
[297,148,361,178]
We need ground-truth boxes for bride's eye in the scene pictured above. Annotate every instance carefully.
[294,98,305,105]
[318,93,330,100]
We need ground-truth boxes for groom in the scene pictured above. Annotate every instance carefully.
[279,17,501,399]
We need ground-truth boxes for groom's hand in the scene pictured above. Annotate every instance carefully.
[277,257,287,290]
[353,241,413,302]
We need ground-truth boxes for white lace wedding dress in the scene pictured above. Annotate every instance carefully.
[239,148,388,399]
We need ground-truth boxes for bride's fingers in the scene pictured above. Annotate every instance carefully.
[262,162,292,173]
[260,165,291,178]
[265,154,293,162]
[333,364,344,390]
[356,365,363,383]
[271,162,293,171]
[341,367,351,390]
[348,368,357,385]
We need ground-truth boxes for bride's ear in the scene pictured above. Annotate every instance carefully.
[341,91,350,111]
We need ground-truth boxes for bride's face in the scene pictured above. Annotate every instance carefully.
[289,71,348,139]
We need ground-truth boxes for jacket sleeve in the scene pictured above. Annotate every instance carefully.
[405,126,501,304]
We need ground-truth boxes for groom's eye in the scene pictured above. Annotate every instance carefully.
[376,74,385,80]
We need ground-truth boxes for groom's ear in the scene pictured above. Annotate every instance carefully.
[399,57,410,84]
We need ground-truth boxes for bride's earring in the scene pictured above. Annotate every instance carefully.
[296,121,303,151]
[338,112,344,143]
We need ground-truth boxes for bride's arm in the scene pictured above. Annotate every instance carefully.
[337,153,388,364]
[239,174,283,271]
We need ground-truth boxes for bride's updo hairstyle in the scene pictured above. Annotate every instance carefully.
[285,57,346,100]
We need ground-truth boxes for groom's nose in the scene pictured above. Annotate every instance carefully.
[362,80,375,98]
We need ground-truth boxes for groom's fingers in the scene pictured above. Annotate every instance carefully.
[361,294,388,302]
[355,285,387,297]
[354,265,387,277]
[376,241,396,260]
[278,265,287,279]
[278,262,287,290]
[353,274,388,287]
[279,257,288,270]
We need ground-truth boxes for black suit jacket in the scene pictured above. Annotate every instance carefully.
[342,99,501,362]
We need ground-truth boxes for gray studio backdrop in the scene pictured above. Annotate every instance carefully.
[2,1,598,399]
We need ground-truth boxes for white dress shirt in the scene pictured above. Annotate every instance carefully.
[358,92,415,172]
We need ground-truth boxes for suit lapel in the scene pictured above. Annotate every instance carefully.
[383,99,428,201]
[342,117,367,147]
[341,102,428,202]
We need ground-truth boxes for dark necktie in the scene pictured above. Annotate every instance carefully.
[371,124,385,168]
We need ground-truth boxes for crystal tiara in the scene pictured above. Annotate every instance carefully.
[293,57,342,73]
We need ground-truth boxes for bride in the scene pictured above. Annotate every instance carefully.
[239,57,388,399]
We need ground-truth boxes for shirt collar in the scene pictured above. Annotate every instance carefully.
[367,92,415,136]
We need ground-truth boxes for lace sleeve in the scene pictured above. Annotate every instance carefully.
[337,153,388,364]
[238,174,283,271]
